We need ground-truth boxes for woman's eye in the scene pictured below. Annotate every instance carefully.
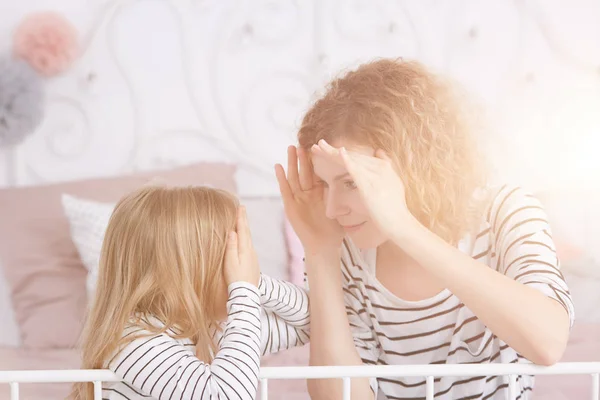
[344,180,357,190]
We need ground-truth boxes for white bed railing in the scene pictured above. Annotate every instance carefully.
[1,362,600,400]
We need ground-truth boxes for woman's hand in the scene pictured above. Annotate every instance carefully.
[313,139,416,241]
[224,206,261,287]
[275,145,344,256]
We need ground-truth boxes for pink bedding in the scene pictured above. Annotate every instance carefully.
[530,322,600,400]
[0,324,598,400]
[0,346,80,400]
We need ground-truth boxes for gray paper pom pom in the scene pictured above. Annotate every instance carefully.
[0,55,44,148]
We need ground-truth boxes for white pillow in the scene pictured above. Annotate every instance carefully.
[61,194,289,300]
[61,194,114,299]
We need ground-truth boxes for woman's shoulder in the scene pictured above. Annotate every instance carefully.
[479,184,545,225]
[460,184,546,251]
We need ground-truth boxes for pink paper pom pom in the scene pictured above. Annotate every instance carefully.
[13,11,79,77]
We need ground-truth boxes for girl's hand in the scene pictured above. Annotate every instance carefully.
[275,145,344,256]
[223,206,261,287]
[314,140,415,240]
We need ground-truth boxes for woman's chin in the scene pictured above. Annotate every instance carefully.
[347,226,388,249]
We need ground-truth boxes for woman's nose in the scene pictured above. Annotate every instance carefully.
[325,190,348,219]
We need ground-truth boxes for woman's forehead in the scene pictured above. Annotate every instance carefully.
[310,142,376,180]
[311,153,346,179]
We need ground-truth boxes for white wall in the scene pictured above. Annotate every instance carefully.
[0,0,598,196]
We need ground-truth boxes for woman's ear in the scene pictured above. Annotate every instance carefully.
[375,149,390,160]
[377,149,402,175]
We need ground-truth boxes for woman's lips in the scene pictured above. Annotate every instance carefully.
[341,222,366,233]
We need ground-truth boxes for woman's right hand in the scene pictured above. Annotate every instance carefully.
[275,145,344,256]
[224,206,261,287]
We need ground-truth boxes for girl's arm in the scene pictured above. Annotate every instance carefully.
[109,282,262,400]
[393,187,573,366]
[258,274,311,355]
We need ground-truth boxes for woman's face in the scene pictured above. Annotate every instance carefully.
[311,139,390,249]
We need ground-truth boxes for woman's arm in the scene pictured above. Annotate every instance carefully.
[305,250,375,400]
[392,189,572,366]
[274,145,377,399]
[328,146,573,366]
[258,274,311,355]
[109,282,262,400]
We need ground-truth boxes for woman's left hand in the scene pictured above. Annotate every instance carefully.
[313,139,417,239]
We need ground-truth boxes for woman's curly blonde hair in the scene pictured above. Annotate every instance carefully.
[298,58,487,246]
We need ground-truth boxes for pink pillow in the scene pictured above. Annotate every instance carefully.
[285,219,305,286]
[0,163,237,349]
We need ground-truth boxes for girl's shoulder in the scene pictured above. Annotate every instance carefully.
[123,314,192,343]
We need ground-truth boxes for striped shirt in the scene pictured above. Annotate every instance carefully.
[338,186,575,400]
[102,274,309,399]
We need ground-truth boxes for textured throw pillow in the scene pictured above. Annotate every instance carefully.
[285,218,305,286]
[62,195,291,300]
[61,195,113,300]
[0,162,237,349]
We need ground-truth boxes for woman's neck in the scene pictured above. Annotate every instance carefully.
[377,239,420,270]
[375,238,447,301]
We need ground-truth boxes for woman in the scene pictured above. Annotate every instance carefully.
[275,59,573,400]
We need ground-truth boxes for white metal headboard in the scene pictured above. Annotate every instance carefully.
[1,363,599,400]
[1,0,320,196]
[1,0,599,195]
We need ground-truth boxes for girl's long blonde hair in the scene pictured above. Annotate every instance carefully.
[299,58,487,245]
[71,184,238,400]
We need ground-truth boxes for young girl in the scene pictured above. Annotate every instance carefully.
[71,185,310,400]
[276,59,574,399]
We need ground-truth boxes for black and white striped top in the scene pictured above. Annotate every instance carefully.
[339,186,575,400]
[103,274,309,399]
